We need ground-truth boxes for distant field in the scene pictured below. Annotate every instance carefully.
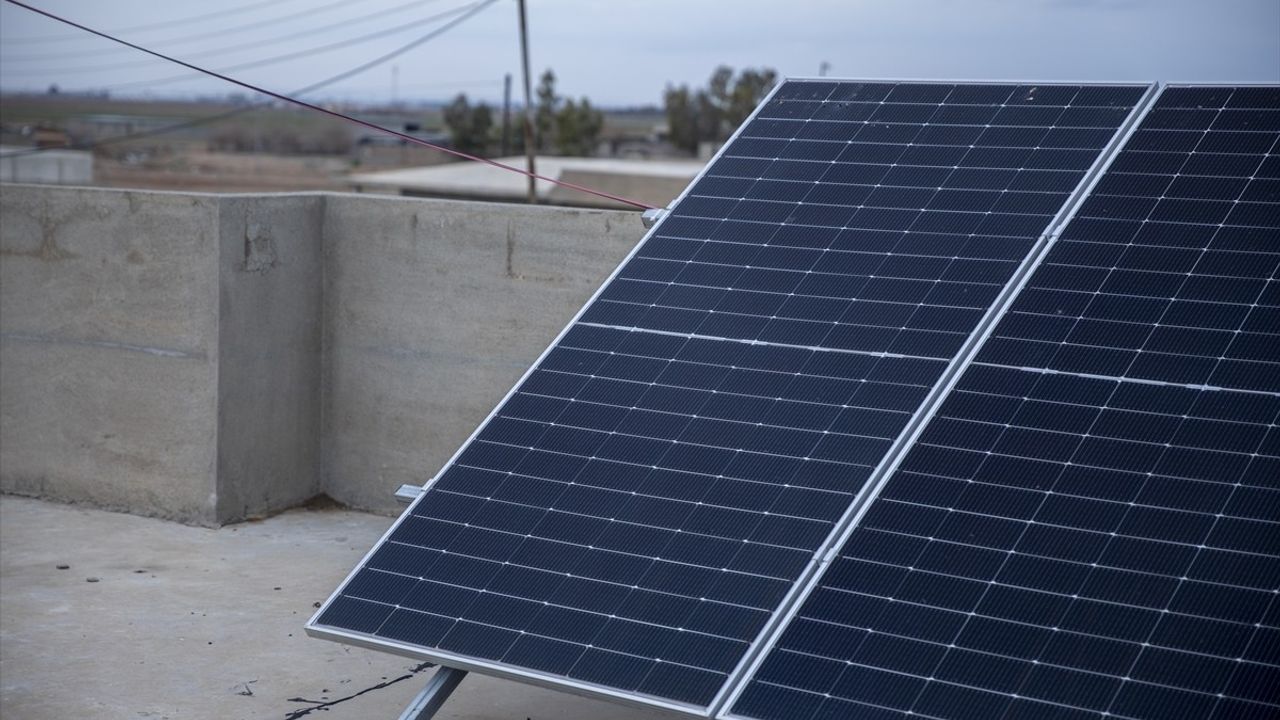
[95,150,353,193]
[1,94,660,145]
[0,94,671,193]
[1,94,441,154]
[0,95,228,124]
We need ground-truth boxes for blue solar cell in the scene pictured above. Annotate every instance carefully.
[311,81,1150,715]
[731,84,1279,720]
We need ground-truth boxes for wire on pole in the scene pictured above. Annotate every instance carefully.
[1,0,658,211]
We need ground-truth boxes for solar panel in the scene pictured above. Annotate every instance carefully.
[729,84,1280,720]
[308,80,1151,714]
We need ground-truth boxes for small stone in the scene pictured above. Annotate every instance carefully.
[273,587,282,591]
[86,577,100,583]
[55,564,70,570]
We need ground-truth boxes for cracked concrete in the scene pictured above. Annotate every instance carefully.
[2,186,643,524]
[0,496,675,720]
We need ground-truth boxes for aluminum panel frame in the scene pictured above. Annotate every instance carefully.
[306,77,795,718]
[308,77,1164,719]
[714,79,1163,719]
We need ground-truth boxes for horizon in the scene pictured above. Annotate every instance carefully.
[1,0,1277,108]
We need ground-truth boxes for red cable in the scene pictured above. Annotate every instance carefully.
[3,0,658,211]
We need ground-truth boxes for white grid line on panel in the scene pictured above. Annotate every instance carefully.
[713,81,1163,719]
[1096,118,1279,720]
[725,85,1280,720]
[573,321,956,363]
[355,562,757,642]
[305,73,808,720]
[975,359,1280,395]
[443,460,834,547]
[875,495,1279,560]
[840,526,1276,617]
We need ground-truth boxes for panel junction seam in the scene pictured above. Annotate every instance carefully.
[711,81,1165,719]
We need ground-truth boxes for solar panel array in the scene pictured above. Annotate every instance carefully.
[729,85,1280,720]
[310,81,1279,719]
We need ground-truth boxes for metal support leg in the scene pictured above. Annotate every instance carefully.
[397,666,467,720]
[388,487,463,719]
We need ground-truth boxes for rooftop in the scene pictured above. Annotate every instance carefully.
[348,155,704,209]
[0,495,674,720]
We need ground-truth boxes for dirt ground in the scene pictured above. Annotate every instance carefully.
[94,150,355,193]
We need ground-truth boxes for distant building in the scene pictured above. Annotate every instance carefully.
[0,146,93,185]
[33,126,71,148]
[348,155,704,209]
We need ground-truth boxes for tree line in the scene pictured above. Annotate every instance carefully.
[443,69,603,157]
[663,66,776,155]
[443,65,777,159]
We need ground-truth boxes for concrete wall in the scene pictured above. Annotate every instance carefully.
[0,187,221,523]
[322,195,640,512]
[216,195,325,520]
[0,185,644,523]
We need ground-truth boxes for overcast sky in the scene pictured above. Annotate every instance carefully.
[1,0,1277,106]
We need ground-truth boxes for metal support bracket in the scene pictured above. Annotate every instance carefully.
[395,484,426,504]
[640,207,667,229]
[397,666,467,720]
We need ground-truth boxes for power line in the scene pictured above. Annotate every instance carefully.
[2,0,351,56]
[21,2,483,93]
[3,0,448,64]
[1,2,500,158]
[326,78,506,94]
[2,0,350,66]
[0,0,307,44]
[0,0,656,210]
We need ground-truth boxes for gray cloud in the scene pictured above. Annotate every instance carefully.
[1,0,1276,105]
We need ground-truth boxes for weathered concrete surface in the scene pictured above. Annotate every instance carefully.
[322,194,642,513]
[0,187,221,523]
[0,496,677,720]
[216,195,324,521]
[1,185,645,522]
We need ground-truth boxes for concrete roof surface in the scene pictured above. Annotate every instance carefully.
[0,496,675,720]
[349,155,704,200]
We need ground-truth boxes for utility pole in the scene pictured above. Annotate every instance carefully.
[501,73,512,157]
[517,0,536,203]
